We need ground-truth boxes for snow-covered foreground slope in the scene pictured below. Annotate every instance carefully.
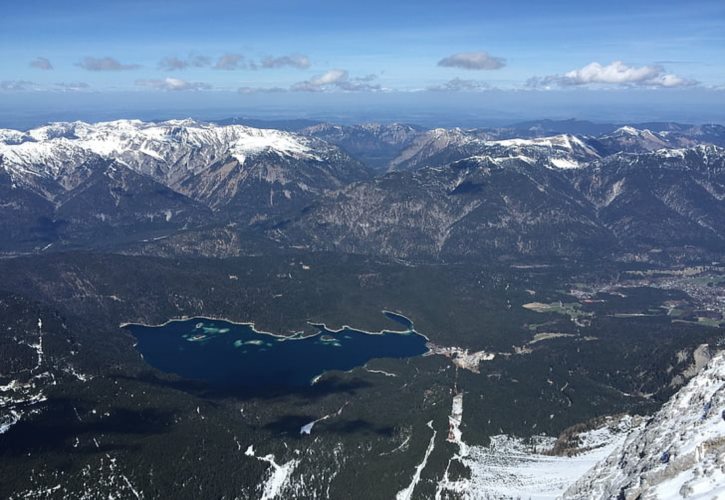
[563,349,725,500]
[437,416,637,499]
[434,350,724,500]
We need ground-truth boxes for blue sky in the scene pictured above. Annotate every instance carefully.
[1,0,724,125]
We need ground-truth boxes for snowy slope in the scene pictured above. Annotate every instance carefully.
[563,349,725,500]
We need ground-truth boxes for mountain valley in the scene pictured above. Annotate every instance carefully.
[0,118,723,499]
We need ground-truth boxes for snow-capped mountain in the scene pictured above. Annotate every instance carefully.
[484,133,602,169]
[563,348,725,499]
[0,119,363,198]
[1,118,724,261]
[0,120,369,250]
[596,126,672,154]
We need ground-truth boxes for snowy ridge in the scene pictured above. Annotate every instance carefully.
[229,131,320,165]
[608,126,669,144]
[563,349,725,499]
[0,119,332,190]
[493,133,599,155]
[598,126,671,153]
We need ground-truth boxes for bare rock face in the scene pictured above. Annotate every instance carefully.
[562,350,725,500]
[693,344,714,372]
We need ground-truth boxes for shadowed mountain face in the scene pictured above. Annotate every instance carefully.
[569,147,725,254]
[270,157,615,261]
[301,122,423,171]
[1,119,724,263]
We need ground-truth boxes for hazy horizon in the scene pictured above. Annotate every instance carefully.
[2,0,724,129]
[2,87,725,130]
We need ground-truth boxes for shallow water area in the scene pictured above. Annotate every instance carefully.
[124,314,427,388]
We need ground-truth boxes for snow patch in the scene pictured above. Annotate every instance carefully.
[299,402,349,435]
[396,420,437,500]
[245,445,300,500]
[550,157,580,169]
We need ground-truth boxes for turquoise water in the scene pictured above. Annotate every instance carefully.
[124,314,427,388]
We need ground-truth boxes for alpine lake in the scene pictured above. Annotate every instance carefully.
[123,311,428,389]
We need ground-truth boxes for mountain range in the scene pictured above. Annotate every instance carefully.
[1,119,723,262]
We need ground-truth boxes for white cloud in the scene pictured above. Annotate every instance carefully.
[77,57,141,71]
[260,54,311,69]
[312,69,347,85]
[648,73,694,88]
[292,69,381,92]
[30,57,53,70]
[528,61,697,88]
[438,51,506,70]
[563,61,659,85]
[136,78,211,91]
